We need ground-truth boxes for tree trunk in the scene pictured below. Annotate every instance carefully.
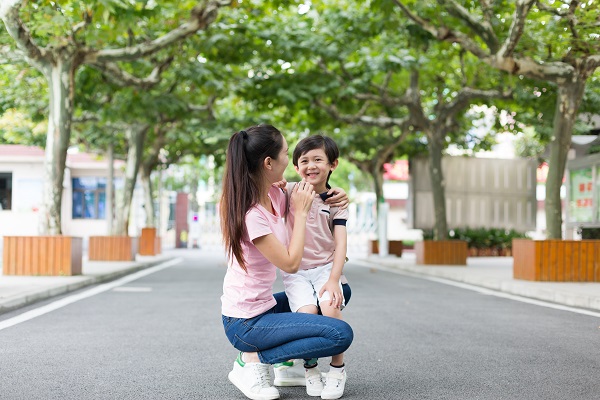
[40,59,76,234]
[114,125,148,235]
[106,143,114,235]
[369,159,389,256]
[544,79,587,239]
[140,163,155,228]
[189,175,199,213]
[427,131,448,241]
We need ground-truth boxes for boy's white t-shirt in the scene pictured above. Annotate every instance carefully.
[221,186,289,318]
[285,182,349,270]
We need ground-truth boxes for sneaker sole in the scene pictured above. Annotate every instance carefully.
[273,377,307,387]
[306,386,323,397]
[321,393,344,400]
[228,371,280,400]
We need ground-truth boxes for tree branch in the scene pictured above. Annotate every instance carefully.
[187,95,217,120]
[497,0,536,58]
[0,0,50,69]
[393,0,489,58]
[314,98,411,129]
[84,0,231,64]
[91,56,174,89]
[0,45,25,64]
[443,87,512,120]
[441,0,499,52]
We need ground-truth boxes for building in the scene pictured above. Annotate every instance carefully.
[0,145,126,238]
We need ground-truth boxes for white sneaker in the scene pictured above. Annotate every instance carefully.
[273,359,306,386]
[321,369,347,399]
[228,353,280,400]
[305,365,324,397]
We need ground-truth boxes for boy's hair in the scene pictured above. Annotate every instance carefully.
[292,135,339,167]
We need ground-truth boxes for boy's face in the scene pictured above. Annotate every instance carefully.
[294,148,338,192]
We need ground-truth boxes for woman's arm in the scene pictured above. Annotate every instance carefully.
[254,180,314,273]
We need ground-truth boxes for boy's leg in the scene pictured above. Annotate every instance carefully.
[271,282,351,315]
[315,272,347,400]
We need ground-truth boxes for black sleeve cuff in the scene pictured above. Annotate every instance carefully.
[332,219,347,226]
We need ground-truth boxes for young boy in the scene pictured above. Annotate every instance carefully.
[274,135,349,400]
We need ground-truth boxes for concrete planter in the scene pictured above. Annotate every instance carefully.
[415,240,468,265]
[513,239,600,281]
[89,236,138,261]
[2,236,83,276]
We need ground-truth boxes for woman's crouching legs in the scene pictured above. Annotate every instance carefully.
[223,311,353,365]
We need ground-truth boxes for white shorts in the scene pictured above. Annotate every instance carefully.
[281,262,345,313]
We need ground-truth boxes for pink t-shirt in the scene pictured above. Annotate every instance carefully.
[285,183,349,270]
[221,186,289,318]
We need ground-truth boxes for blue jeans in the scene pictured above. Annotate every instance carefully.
[222,294,353,364]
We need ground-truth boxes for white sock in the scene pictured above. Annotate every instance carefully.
[329,364,345,373]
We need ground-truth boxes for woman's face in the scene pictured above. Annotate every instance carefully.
[271,136,289,181]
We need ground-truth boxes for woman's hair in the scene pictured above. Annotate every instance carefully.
[292,134,339,186]
[220,124,284,271]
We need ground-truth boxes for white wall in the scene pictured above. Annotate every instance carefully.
[0,161,44,236]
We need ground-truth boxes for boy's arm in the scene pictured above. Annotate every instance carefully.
[319,224,347,309]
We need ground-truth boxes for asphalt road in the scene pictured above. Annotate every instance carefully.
[1,249,599,400]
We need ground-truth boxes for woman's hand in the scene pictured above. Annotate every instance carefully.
[290,179,315,215]
[325,187,349,209]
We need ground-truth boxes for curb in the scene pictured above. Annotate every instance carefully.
[0,257,175,315]
[354,258,600,312]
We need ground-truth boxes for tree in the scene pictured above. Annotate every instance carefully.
[394,0,600,238]
[0,0,230,234]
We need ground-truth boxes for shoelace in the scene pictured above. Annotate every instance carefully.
[306,368,321,385]
[252,364,273,388]
[325,372,344,388]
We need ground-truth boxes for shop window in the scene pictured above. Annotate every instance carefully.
[0,173,12,210]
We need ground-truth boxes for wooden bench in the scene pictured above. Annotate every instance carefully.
[513,239,600,281]
[2,236,82,275]
[415,240,467,265]
[89,236,138,261]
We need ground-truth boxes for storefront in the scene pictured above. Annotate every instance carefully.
[565,152,600,237]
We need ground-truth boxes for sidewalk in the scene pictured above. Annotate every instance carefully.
[0,254,173,315]
[357,252,600,312]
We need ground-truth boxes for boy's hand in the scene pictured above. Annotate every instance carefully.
[272,178,288,190]
[325,187,349,209]
[319,279,343,309]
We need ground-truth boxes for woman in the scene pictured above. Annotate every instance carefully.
[220,124,353,400]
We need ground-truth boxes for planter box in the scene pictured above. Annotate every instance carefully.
[89,236,138,261]
[468,247,512,257]
[415,240,467,265]
[369,240,403,257]
[2,236,83,276]
[139,228,162,256]
[513,239,600,281]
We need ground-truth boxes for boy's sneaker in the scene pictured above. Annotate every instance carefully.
[228,353,280,400]
[321,369,347,399]
[273,359,306,386]
[305,365,324,397]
